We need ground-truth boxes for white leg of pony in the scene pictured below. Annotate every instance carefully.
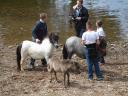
[20,58,25,71]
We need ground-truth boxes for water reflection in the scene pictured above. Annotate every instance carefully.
[50,0,71,33]
[0,0,128,45]
[85,0,128,39]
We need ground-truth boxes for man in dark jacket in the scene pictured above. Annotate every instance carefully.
[70,0,89,37]
[30,13,48,68]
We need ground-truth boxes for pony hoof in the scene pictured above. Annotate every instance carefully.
[50,80,52,83]
[64,85,68,88]
[56,80,61,83]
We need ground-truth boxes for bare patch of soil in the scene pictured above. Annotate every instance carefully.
[0,35,128,96]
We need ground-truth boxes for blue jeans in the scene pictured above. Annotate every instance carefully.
[85,47,103,79]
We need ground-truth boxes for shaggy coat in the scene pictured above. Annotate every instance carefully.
[48,57,80,87]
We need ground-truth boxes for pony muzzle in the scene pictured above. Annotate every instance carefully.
[54,43,59,48]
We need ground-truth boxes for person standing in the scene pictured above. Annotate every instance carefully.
[96,20,107,65]
[70,0,89,37]
[30,13,48,68]
[81,21,103,81]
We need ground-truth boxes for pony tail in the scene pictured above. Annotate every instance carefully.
[16,44,22,71]
[62,44,68,59]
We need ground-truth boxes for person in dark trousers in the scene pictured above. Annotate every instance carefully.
[30,13,48,69]
[81,21,103,81]
[70,0,89,37]
[96,20,107,65]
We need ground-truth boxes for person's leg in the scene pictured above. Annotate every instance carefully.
[75,23,81,37]
[97,54,100,63]
[100,56,105,64]
[29,37,36,68]
[99,49,106,65]
[29,58,35,69]
[41,58,47,66]
[75,26,80,37]
[97,47,105,65]
[99,39,107,64]
[87,58,93,80]
[94,55,103,80]
[85,48,93,80]
[79,28,85,38]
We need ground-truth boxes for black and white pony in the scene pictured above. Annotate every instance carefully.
[16,32,59,71]
[62,36,86,59]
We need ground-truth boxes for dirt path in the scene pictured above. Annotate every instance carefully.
[0,34,128,96]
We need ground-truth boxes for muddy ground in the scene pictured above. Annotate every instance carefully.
[0,33,128,96]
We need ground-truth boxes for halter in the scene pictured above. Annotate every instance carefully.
[49,33,59,48]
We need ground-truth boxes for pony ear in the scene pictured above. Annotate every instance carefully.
[54,32,59,40]
[49,33,53,43]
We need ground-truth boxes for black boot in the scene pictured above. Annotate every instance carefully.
[30,58,35,69]
[41,58,47,67]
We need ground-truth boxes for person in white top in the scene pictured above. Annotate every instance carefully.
[96,20,105,38]
[82,30,99,45]
[81,21,103,81]
[96,20,107,65]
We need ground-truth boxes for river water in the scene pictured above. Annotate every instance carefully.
[0,0,128,45]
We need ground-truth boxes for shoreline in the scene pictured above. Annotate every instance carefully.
[0,32,128,96]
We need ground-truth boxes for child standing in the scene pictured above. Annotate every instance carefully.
[96,20,107,65]
[81,21,103,81]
